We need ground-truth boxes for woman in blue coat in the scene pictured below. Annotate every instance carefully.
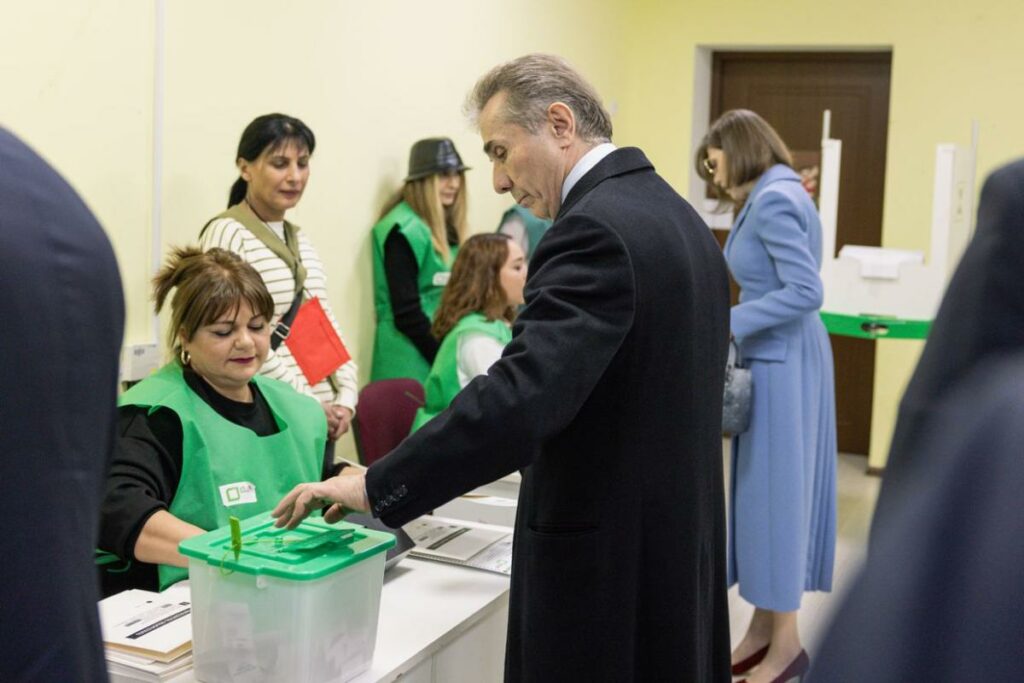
[698,110,837,683]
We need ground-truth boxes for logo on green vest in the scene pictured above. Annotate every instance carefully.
[219,481,257,507]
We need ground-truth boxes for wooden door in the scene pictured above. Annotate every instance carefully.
[709,51,892,455]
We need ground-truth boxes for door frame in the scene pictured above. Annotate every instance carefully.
[688,45,892,229]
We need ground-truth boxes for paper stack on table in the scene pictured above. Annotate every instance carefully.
[98,584,193,682]
[405,516,513,576]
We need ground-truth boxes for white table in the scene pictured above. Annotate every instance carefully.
[434,473,521,527]
[158,534,511,683]
[350,557,509,682]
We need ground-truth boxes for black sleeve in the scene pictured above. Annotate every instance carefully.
[384,227,440,363]
[98,406,184,562]
[366,215,636,525]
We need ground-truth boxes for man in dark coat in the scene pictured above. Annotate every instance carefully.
[275,54,732,682]
[0,128,124,680]
[871,158,1024,538]
[808,351,1024,681]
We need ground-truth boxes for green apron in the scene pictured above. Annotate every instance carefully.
[119,363,326,589]
[499,205,552,261]
[370,201,456,382]
[410,313,512,432]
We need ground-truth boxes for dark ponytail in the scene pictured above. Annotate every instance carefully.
[228,177,248,208]
[227,113,316,209]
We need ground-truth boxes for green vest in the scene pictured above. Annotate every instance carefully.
[410,313,512,433]
[119,363,326,589]
[370,201,456,382]
[499,205,552,261]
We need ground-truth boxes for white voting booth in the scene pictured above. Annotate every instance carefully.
[817,112,979,339]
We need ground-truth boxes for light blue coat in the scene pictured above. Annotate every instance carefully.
[724,164,837,612]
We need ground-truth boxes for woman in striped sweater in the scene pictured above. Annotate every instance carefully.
[200,113,358,444]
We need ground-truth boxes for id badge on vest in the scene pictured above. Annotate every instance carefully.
[219,481,257,507]
[284,297,352,386]
[432,271,451,287]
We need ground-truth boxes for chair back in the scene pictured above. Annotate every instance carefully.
[352,378,424,466]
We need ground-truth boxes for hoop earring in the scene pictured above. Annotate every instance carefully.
[180,348,191,365]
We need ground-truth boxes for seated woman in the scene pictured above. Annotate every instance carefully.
[410,233,526,432]
[98,247,354,595]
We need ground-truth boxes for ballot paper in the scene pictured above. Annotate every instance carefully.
[404,516,513,575]
[99,586,192,663]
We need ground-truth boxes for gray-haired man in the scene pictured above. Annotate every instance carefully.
[275,54,732,682]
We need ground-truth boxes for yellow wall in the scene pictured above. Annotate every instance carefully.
[616,0,1024,467]
[1,0,625,459]
[3,0,1020,466]
[0,0,155,344]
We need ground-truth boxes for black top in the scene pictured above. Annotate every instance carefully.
[382,222,459,364]
[98,367,341,594]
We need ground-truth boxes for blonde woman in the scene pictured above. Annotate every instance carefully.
[370,137,470,382]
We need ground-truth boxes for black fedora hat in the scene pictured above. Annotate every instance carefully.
[405,137,470,182]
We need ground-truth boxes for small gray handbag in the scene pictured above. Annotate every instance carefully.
[722,340,752,436]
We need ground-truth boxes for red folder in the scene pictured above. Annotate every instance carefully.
[284,297,351,386]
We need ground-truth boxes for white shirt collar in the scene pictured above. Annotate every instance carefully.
[561,142,617,204]
[267,220,286,239]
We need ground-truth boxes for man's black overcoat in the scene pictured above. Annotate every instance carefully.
[367,147,732,682]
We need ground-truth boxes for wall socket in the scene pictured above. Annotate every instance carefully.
[120,342,161,383]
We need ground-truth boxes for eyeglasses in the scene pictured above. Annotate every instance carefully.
[702,157,717,175]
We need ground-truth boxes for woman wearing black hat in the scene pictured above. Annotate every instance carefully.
[370,137,470,382]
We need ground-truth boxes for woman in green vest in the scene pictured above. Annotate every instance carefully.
[97,247,358,594]
[411,233,527,432]
[371,137,470,383]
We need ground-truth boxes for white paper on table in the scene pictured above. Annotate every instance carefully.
[405,518,507,561]
[99,589,192,661]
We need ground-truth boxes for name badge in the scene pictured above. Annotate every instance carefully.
[432,271,451,287]
[219,481,257,507]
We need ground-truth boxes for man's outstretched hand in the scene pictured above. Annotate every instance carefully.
[271,470,370,529]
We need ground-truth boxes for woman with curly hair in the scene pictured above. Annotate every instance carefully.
[410,233,526,432]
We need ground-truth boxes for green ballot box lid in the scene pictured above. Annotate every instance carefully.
[179,511,396,581]
[820,311,932,340]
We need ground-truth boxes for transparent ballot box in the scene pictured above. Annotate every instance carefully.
[179,511,395,682]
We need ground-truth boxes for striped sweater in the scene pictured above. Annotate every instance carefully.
[200,217,358,411]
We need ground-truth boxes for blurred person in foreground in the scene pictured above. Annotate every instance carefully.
[807,157,1024,683]
[871,157,1024,537]
[0,127,124,681]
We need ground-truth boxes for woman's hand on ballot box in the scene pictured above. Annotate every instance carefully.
[272,467,369,529]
